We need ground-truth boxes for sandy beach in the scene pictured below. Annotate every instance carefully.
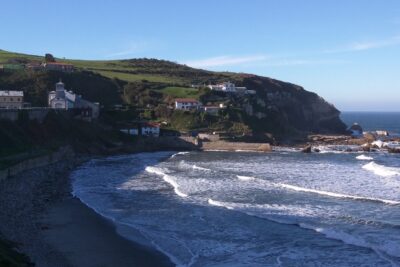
[0,158,174,267]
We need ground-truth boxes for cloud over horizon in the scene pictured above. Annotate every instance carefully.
[182,55,268,68]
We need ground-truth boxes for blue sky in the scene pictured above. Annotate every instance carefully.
[1,0,400,111]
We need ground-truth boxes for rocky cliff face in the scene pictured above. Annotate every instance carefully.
[240,75,347,136]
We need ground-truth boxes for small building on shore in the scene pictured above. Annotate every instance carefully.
[0,90,24,109]
[141,122,160,137]
[175,98,201,110]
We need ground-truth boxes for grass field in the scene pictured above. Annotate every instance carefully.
[159,86,200,98]
[95,70,185,84]
[0,49,242,86]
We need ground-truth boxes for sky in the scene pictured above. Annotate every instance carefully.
[1,0,400,111]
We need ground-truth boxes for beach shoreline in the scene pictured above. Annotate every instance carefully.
[0,156,174,267]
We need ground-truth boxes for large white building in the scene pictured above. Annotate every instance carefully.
[0,90,24,109]
[207,82,247,93]
[48,81,100,118]
[175,98,201,110]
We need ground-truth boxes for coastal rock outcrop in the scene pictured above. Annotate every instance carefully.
[301,145,312,153]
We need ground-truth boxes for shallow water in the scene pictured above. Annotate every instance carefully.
[71,149,400,266]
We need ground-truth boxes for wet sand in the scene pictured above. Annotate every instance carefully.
[0,160,174,267]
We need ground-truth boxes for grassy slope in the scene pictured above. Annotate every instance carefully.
[158,86,200,99]
[0,50,240,85]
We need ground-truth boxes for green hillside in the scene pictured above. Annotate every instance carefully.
[0,49,347,139]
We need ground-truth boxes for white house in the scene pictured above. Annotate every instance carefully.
[207,82,246,93]
[0,90,24,109]
[48,80,100,118]
[175,98,201,110]
[141,122,160,137]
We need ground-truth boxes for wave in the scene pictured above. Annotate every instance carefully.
[237,175,256,181]
[236,174,400,205]
[356,155,374,160]
[362,162,400,177]
[170,151,190,158]
[298,224,400,262]
[208,199,234,209]
[192,165,211,171]
[145,166,188,198]
[277,183,400,205]
[207,198,400,261]
[314,145,364,154]
[179,160,211,172]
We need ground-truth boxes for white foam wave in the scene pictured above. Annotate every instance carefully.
[179,160,211,172]
[356,155,373,160]
[145,166,188,198]
[207,198,400,260]
[192,165,211,171]
[237,175,256,181]
[170,151,190,158]
[236,174,400,205]
[299,224,400,261]
[208,199,234,209]
[362,162,400,177]
[315,145,360,154]
[278,183,400,205]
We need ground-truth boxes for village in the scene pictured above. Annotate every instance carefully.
[1,55,257,139]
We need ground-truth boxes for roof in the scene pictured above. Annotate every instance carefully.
[0,90,23,97]
[175,98,199,103]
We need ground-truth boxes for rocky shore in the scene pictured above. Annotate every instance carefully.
[0,156,173,267]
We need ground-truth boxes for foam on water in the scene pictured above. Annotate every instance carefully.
[235,174,400,205]
[179,160,211,172]
[208,199,234,209]
[145,166,188,197]
[72,150,400,266]
[170,151,190,158]
[357,154,374,160]
[315,145,360,154]
[237,175,256,181]
[207,198,400,261]
[277,182,400,205]
[362,162,400,177]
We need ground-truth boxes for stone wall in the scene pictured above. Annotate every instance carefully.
[0,108,53,122]
[0,146,74,182]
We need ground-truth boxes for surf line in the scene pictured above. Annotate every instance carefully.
[145,166,188,198]
[235,175,400,205]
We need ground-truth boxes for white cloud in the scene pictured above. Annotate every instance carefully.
[183,55,268,68]
[324,36,400,53]
[258,59,349,67]
[105,41,148,58]
[183,55,348,69]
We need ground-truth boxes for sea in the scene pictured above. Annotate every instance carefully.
[71,112,400,267]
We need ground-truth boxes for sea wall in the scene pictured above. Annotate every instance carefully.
[0,146,74,182]
[0,108,78,123]
[0,108,51,122]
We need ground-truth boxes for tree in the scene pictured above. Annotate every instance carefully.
[45,53,55,63]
